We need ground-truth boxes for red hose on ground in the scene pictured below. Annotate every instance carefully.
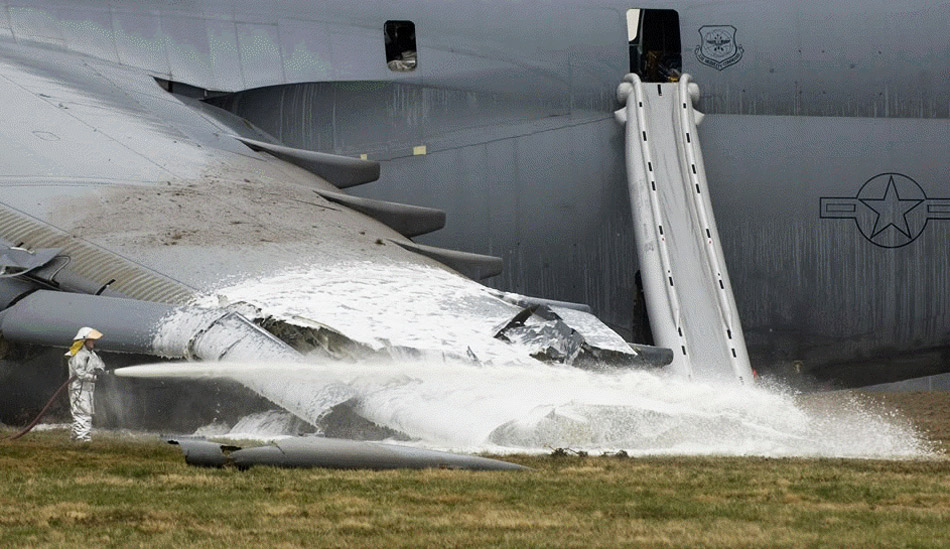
[4,375,76,441]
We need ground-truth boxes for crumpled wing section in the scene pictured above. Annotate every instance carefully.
[0,247,59,277]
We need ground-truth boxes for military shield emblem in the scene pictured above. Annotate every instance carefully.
[695,25,744,71]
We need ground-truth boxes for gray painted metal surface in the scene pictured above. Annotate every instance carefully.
[488,290,593,314]
[315,189,446,238]
[0,242,127,299]
[0,36,465,298]
[0,247,59,277]
[236,137,380,188]
[0,277,34,310]
[1,2,945,119]
[0,290,299,361]
[699,114,950,385]
[168,437,527,471]
[168,439,240,468]
[0,1,943,391]
[0,291,179,355]
[617,74,752,382]
[627,344,674,368]
[393,240,503,281]
[168,1,950,385]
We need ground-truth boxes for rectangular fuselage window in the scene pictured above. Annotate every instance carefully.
[627,9,681,82]
[385,20,417,72]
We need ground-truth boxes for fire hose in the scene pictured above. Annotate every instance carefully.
[3,375,76,441]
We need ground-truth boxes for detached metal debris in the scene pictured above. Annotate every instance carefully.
[493,303,673,368]
[168,436,527,471]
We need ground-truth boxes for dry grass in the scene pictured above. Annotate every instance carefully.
[2,429,950,548]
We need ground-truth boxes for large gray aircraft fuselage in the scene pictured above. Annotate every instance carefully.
[5,1,949,386]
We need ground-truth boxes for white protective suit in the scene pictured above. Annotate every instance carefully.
[67,345,105,441]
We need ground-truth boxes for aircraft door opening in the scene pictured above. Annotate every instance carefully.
[627,9,681,82]
[384,20,417,72]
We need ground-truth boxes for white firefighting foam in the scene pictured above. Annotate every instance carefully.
[120,358,930,458]
[132,262,932,458]
[196,260,533,364]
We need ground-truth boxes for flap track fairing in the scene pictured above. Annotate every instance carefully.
[236,136,380,188]
[392,240,503,280]
[315,189,446,237]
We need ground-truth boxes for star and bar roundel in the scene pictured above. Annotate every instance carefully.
[820,173,950,248]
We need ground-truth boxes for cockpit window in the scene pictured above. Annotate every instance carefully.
[384,21,417,72]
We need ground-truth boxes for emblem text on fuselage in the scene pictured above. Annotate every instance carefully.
[695,25,744,71]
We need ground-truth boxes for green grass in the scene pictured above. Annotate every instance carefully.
[2,429,950,548]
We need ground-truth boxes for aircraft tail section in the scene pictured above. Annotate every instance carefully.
[616,74,753,383]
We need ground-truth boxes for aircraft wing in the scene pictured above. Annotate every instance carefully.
[0,39,659,427]
[0,38,406,300]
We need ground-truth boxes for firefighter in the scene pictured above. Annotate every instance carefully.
[65,327,105,442]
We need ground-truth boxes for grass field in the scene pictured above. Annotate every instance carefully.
[2,425,950,548]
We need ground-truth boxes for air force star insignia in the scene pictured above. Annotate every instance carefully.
[820,173,950,248]
[695,25,744,71]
